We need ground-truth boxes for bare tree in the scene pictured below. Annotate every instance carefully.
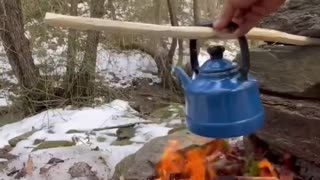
[162,0,180,90]
[107,0,116,20]
[77,0,105,97]
[193,0,201,25]
[0,0,40,89]
[193,0,201,55]
[152,0,162,51]
[65,0,79,97]
[0,0,45,114]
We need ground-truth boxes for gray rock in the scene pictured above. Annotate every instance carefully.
[112,130,213,180]
[116,127,135,140]
[0,159,8,172]
[236,45,320,99]
[259,0,320,37]
[68,162,100,180]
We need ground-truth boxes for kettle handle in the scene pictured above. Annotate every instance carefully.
[190,22,250,80]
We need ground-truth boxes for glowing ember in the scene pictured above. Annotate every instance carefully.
[258,159,278,177]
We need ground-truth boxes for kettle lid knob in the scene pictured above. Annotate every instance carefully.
[207,45,225,60]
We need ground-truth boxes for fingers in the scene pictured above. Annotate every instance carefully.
[233,10,263,36]
[214,5,266,37]
[214,1,235,31]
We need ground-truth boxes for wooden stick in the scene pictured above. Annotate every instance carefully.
[236,177,279,180]
[44,12,320,46]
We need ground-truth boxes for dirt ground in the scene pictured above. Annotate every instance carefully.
[125,78,183,117]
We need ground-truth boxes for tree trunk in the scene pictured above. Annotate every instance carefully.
[164,0,179,91]
[107,0,116,20]
[77,0,105,97]
[177,40,184,67]
[0,0,40,89]
[64,0,79,98]
[193,0,201,53]
[152,0,162,53]
[193,0,201,25]
[0,0,44,114]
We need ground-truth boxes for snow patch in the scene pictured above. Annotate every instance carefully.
[130,123,171,143]
[96,47,160,88]
[0,99,175,179]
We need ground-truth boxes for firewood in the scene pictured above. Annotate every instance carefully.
[236,177,279,180]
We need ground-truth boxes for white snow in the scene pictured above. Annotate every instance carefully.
[130,123,171,143]
[0,41,160,89]
[0,99,174,179]
[0,89,13,107]
[96,47,160,88]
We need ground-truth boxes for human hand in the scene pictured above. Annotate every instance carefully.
[214,0,286,37]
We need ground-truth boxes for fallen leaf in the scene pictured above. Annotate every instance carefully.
[26,155,33,175]
[47,157,64,164]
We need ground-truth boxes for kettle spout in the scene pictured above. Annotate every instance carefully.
[174,67,191,88]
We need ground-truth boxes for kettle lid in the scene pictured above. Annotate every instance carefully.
[199,46,237,74]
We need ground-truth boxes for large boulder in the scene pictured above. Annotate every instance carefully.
[245,94,320,180]
[111,130,213,180]
[236,45,320,99]
[259,0,320,37]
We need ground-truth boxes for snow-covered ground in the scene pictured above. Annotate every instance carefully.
[0,99,173,179]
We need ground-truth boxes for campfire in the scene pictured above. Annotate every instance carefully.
[149,139,295,180]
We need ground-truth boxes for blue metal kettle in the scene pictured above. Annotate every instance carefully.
[174,23,265,138]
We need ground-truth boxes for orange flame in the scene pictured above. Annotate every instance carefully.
[156,140,185,179]
[156,139,280,180]
[258,158,278,177]
[156,139,226,180]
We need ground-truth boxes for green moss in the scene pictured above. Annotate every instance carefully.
[0,107,25,128]
[96,136,107,143]
[244,157,259,176]
[150,103,185,120]
[111,139,133,146]
[32,141,75,152]
[66,129,86,134]
[8,130,38,147]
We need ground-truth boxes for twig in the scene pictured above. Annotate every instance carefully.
[92,121,153,131]
[206,151,224,163]
[236,177,279,180]
[66,121,153,134]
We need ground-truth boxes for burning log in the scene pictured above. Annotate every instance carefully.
[148,176,280,180]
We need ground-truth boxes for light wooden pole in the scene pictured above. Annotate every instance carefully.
[44,12,320,46]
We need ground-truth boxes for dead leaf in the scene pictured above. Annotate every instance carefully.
[7,167,19,176]
[14,168,27,179]
[26,155,33,175]
[47,157,64,164]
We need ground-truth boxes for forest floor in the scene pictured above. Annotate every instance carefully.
[0,46,187,180]
[0,32,239,179]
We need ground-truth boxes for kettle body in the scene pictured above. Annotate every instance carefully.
[178,67,264,138]
[175,23,264,138]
